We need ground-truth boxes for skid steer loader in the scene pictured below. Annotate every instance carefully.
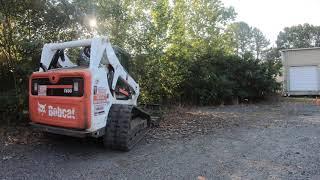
[29,36,158,151]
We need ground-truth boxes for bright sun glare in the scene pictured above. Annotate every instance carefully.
[89,18,97,28]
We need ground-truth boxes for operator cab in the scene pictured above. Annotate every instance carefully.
[41,45,130,71]
[37,44,133,100]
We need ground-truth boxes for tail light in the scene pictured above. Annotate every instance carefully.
[72,79,84,96]
[34,82,38,92]
[73,81,79,92]
[31,79,38,95]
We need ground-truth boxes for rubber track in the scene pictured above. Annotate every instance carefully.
[103,104,149,151]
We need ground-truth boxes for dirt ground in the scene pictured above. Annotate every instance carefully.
[1,98,320,179]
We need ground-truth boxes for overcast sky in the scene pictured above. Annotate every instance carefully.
[222,0,320,45]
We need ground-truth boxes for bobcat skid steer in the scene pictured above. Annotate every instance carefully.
[29,36,157,151]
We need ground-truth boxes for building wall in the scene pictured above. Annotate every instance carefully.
[282,48,320,95]
[283,49,320,66]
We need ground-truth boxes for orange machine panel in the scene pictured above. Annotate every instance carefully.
[29,69,92,129]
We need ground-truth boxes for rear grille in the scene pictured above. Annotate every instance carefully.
[31,77,84,97]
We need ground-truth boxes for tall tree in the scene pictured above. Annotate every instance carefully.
[276,23,320,49]
[226,22,269,59]
[226,22,253,56]
[252,27,270,59]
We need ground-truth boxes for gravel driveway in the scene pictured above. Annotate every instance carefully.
[1,99,320,179]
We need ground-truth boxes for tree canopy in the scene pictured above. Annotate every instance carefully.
[276,23,320,49]
[226,21,270,59]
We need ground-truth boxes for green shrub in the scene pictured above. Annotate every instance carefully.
[134,52,282,105]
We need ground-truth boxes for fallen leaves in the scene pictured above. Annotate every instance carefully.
[148,106,242,141]
[147,102,302,141]
[0,126,44,147]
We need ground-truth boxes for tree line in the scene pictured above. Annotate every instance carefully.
[0,0,314,122]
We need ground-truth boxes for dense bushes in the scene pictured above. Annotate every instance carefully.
[0,60,34,125]
[134,52,282,105]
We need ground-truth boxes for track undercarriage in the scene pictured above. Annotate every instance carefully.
[103,104,158,151]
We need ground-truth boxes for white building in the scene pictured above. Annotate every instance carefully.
[282,47,320,96]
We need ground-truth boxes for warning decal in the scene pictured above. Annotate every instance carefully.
[94,87,108,104]
[93,86,109,116]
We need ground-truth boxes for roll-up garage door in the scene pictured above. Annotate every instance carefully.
[289,66,318,91]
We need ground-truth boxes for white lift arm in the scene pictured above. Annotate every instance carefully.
[39,36,140,105]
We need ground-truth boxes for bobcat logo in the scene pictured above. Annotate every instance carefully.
[38,102,46,115]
